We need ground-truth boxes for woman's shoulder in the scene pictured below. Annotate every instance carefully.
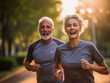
[80,40,94,47]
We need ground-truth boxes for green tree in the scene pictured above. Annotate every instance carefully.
[0,0,61,56]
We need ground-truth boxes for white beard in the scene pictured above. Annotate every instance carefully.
[40,34,51,40]
[40,31,52,40]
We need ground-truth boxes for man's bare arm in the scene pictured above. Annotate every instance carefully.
[24,59,41,72]
[24,59,33,71]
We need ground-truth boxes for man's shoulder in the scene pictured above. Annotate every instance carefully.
[52,38,64,45]
[29,39,40,48]
[56,43,67,51]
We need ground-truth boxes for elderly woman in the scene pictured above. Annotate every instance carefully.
[54,14,109,83]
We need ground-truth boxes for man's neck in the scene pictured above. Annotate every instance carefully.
[41,37,52,44]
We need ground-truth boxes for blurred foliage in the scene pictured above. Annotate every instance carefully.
[0,56,17,70]
[0,53,26,71]
[53,21,67,42]
[16,56,25,65]
[76,0,110,58]
[106,60,110,69]
[0,0,62,56]
[0,0,110,58]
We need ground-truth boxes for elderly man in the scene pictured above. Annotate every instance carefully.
[24,17,64,83]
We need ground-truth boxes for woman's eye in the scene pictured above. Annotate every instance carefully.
[73,24,77,27]
[66,24,71,27]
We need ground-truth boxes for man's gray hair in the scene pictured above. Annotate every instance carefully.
[38,17,54,28]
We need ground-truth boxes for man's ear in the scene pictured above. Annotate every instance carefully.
[52,28,54,33]
[38,28,40,33]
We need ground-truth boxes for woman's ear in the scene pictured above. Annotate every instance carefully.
[80,26,82,32]
[64,27,67,33]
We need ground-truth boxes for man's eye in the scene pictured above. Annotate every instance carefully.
[40,26,44,29]
[47,26,51,28]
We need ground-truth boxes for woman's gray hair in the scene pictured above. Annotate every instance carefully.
[63,14,88,34]
[38,17,54,28]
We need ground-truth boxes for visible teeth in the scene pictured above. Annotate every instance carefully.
[70,32,76,34]
[42,31,50,35]
[43,33,49,35]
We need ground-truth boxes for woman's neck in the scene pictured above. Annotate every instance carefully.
[68,38,80,48]
[41,37,52,44]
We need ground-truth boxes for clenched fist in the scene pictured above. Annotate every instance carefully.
[80,59,92,70]
[53,68,62,81]
[31,63,41,72]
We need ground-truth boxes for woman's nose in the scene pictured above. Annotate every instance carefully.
[70,25,74,29]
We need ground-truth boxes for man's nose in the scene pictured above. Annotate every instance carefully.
[43,27,48,31]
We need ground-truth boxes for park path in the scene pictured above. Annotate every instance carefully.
[0,68,37,83]
[0,68,110,83]
[93,71,110,83]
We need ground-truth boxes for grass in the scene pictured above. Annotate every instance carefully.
[105,60,110,69]
[0,65,24,79]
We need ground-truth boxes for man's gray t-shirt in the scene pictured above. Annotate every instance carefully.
[32,40,63,83]
[54,40,104,83]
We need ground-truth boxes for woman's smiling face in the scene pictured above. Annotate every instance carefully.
[65,18,81,39]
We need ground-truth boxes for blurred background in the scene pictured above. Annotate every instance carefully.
[0,0,110,82]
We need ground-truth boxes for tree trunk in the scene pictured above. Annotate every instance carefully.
[1,14,6,57]
[8,37,13,56]
[6,15,12,56]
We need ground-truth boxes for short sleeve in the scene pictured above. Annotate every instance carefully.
[90,43,104,63]
[26,45,33,62]
[54,47,61,64]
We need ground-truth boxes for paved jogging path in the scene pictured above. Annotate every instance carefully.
[93,71,110,83]
[0,67,110,83]
[0,68,37,83]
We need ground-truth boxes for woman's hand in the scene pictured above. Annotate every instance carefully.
[80,59,109,75]
[80,59,91,69]
[53,68,62,81]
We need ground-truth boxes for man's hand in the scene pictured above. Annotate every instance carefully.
[53,68,62,81]
[31,63,41,72]
[24,60,41,72]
